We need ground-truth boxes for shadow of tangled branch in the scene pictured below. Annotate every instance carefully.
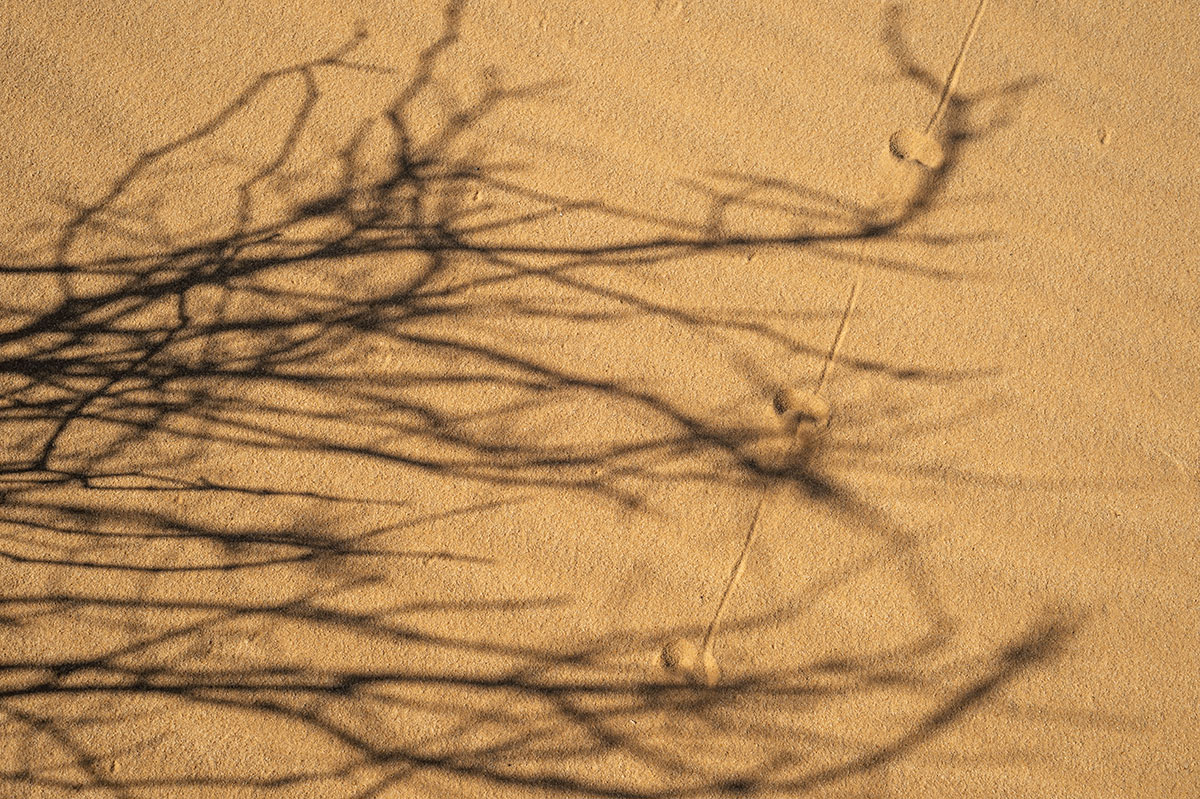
[0,2,1073,797]
[0,580,1082,797]
[0,1,1014,507]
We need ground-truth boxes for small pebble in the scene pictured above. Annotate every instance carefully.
[774,387,831,429]
[889,127,945,170]
[662,638,698,672]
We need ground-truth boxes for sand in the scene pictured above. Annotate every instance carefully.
[1,1,1196,796]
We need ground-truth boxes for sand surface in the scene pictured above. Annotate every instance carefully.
[1,1,1197,796]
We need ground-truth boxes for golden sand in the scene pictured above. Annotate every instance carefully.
[0,1,1195,796]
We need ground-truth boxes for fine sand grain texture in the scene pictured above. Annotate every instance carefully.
[1,1,1197,797]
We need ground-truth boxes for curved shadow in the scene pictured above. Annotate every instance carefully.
[0,2,1063,796]
[0,568,1085,798]
[0,1,1036,506]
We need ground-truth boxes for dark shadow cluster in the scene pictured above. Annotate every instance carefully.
[0,2,1076,796]
[0,2,1022,507]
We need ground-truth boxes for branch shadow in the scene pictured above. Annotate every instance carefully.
[0,0,1035,507]
[0,2,1068,796]
[0,569,1087,798]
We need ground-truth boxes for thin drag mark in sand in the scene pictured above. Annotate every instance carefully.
[661,0,995,686]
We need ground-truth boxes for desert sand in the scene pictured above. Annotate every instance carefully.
[0,1,1196,796]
